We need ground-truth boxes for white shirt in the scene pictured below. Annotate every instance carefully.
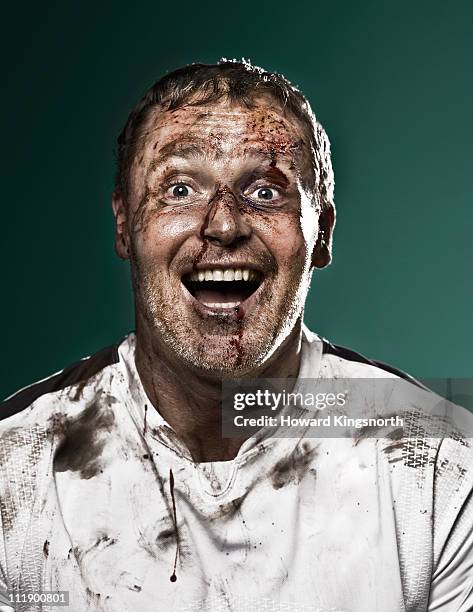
[1,328,472,611]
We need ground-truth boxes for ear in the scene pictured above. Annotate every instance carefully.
[312,204,335,269]
[112,188,130,260]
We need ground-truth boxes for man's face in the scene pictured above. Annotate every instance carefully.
[113,97,331,375]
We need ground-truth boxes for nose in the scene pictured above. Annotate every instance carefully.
[202,188,252,246]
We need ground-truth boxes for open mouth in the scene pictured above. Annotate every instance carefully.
[182,267,264,310]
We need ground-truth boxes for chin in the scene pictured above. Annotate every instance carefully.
[163,331,270,377]
[163,310,303,379]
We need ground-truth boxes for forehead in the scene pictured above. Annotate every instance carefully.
[138,98,308,162]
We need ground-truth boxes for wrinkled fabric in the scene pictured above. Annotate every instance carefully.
[0,329,472,612]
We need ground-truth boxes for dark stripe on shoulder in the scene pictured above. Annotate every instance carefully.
[1,342,121,421]
[322,340,426,389]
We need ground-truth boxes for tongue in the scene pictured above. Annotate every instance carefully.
[189,280,258,306]
[194,285,247,305]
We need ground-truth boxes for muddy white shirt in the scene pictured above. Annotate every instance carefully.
[0,329,472,612]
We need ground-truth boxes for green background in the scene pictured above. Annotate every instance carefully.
[2,0,472,399]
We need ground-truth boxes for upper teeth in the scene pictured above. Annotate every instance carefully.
[188,268,259,282]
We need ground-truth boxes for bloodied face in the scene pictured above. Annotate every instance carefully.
[113,97,334,374]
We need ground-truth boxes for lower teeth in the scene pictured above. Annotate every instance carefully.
[202,301,241,309]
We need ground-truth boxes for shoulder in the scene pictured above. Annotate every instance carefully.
[302,325,423,384]
[322,338,421,384]
[303,326,473,475]
[0,336,130,433]
[0,335,133,539]
[433,414,473,551]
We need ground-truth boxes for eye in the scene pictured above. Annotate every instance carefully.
[162,179,200,205]
[170,183,193,198]
[247,186,280,202]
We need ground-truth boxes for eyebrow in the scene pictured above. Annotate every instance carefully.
[148,137,223,172]
[147,136,305,174]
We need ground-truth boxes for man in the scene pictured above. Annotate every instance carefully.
[1,60,472,612]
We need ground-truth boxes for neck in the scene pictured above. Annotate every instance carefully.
[135,319,304,462]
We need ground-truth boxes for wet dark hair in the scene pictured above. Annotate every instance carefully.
[115,59,334,209]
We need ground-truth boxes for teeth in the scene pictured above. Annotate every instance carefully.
[187,268,260,282]
[202,301,241,309]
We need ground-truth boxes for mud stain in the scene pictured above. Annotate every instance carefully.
[381,411,441,469]
[353,419,404,447]
[86,588,101,603]
[156,527,176,551]
[270,442,318,489]
[0,484,18,532]
[92,534,117,550]
[52,400,115,479]
[210,492,249,522]
[383,437,436,469]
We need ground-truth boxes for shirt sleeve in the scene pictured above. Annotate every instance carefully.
[428,436,473,611]
[0,503,13,611]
